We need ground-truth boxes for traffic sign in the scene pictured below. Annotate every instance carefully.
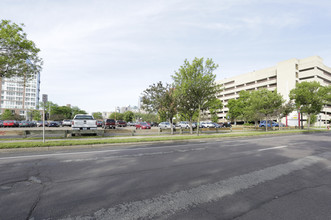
[42,94,48,103]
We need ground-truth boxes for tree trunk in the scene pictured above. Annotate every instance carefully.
[307,114,310,131]
[169,119,174,135]
[197,105,201,136]
[278,116,281,131]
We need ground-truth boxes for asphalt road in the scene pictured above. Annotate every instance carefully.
[1,133,331,220]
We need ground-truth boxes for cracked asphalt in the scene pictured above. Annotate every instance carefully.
[1,132,331,219]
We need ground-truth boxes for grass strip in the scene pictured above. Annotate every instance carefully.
[0,129,325,149]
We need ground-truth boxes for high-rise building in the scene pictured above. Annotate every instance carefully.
[0,72,41,118]
[216,56,331,125]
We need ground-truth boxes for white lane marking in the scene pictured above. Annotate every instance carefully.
[0,144,207,161]
[258,145,288,151]
[59,152,331,220]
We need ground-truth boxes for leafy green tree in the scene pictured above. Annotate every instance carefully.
[0,109,23,120]
[1,109,14,120]
[142,82,177,134]
[275,101,295,129]
[0,20,42,78]
[92,112,103,120]
[227,90,252,124]
[110,112,123,120]
[207,98,223,123]
[39,101,58,115]
[289,81,329,130]
[134,112,158,123]
[172,57,220,134]
[31,110,41,121]
[250,89,284,131]
[123,111,134,122]
[71,106,87,116]
[51,105,72,120]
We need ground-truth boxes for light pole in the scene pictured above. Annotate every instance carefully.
[42,94,48,143]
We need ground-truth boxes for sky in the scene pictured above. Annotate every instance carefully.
[1,0,331,113]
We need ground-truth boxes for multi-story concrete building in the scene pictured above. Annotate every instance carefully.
[0,73,41,118]
[216,56,331,125]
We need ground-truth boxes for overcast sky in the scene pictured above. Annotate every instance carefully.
[1,0,331,113]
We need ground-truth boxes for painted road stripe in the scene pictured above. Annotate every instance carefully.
[258,145,288,151]
[59,152,331,220]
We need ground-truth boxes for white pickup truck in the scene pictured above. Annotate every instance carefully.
[71,114,97,130]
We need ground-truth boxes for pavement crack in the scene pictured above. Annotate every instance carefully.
[25,178,46,220]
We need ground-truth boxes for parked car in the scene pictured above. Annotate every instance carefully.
[259,120,279,127]
[127,122,136,126]
[97,121,103,127]
[103,119,116,129]
[37,121,49,127]
[150,122,159,127]
[49,121,60,127]
[158,122,172,129]
[213,122,222,128]
[116,120,127,127]
[221,122,232,128]
[19,121,30,127]
[62,119,72,127]
[200,121,216,128]
[3,120,19,127]
[135,122,151,129]
[177,121,197,129]
[72,114,97,130]
[0,120,3,127]
[29,121,37,127]
[177,121,190,128]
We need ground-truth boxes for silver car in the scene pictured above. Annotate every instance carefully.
[201,122,216,128]
[158,122,171,129]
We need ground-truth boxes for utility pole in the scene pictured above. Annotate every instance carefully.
[42,94,48,143]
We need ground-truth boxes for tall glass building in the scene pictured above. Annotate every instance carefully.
[0,72,41,118]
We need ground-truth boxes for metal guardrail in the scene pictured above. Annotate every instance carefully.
[0,126,313,139]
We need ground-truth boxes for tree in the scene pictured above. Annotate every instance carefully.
[0,109,23,120]
[92,112,103,120]
[134,112,158,123]
[276,101,295,129]
[1,109,14,120]
[207,98,223,123]
[172,57,220,134]
[227,90,252,124]
[123,111,134,122]
[289,81,329,130]
[141,82,177,134]
[110,112,123,120]
[31,110,41,121]
[0,20,42,78]
[250,89,284,131]
[71,106,87,116]
[51,105,72,120]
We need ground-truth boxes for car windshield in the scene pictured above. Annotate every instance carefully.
[75,115,93,120]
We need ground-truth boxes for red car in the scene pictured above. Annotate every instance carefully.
[116,120,127,127]
[3,120,19,127]
[135,122,151,129]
